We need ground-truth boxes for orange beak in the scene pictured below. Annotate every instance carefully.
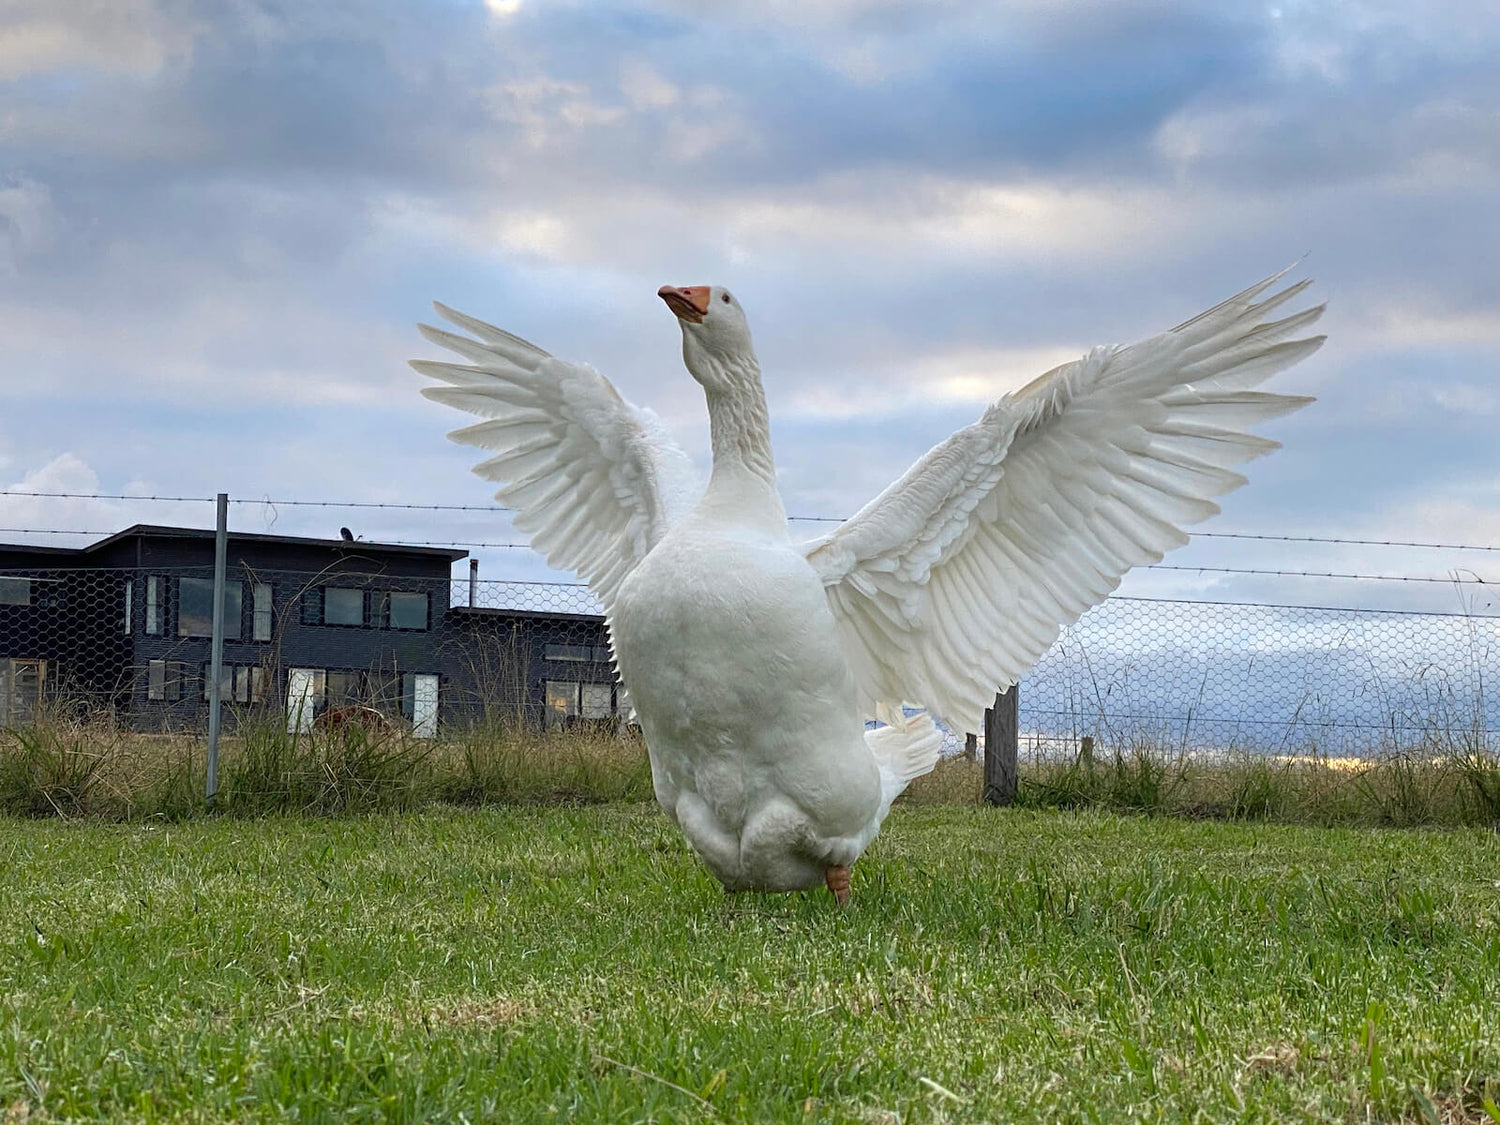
[658,285,711,324]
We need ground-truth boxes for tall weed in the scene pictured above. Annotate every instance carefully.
[2,712,1498,829]
[0,721,107,817]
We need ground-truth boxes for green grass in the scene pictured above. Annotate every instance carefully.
[2,806,1499,1122]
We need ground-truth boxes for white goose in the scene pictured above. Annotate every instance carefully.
[415,270,1323,902]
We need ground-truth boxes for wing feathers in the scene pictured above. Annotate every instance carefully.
[432,301,551,364]
[806,270,1323,731]
[413,306,699,611]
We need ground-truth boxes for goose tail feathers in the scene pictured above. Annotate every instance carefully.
[866,704,943,812]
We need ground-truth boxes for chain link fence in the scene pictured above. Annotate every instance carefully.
[443,577,1500,759]
[2,558,1497,760]
[1025,596,1499,760]
[0,563,616,735]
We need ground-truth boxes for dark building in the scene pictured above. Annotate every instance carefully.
[0,524,623,732]
[443,605,623,729]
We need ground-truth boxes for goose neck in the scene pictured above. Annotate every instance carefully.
[704,364,776,489]
[700,378,784,528]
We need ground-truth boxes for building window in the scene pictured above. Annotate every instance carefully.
[122,579,133,634]
[201,663,233,703]
[545,679,579,727]
[201,663,267,704]
[286,668,326,733]
[546,679,617,726]
[326,670,366,708]
[0,658,46,726]
[367,670,403,712]
[242,666,266,704]
[0,577,32,606]
[370,591,428,631]
[178,578,243,640]
[252,583,273,642]
[323,586,364,626]
[401,672,439,738]
[543,643,611,664]
[580,682,613,719]
[146,576,163,635]
[386,591,428,630]
[147,659,184,702]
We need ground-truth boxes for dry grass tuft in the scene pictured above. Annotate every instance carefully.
[416,997,537,1028]
[0,713,651,819]
[3,711,1499,829]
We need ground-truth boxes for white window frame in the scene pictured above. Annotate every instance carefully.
[286,668,326,733]
[410,673,439,738]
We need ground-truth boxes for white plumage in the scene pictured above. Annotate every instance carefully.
[415,271,1324,901]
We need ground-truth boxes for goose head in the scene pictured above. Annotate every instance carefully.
[658,284,757,393]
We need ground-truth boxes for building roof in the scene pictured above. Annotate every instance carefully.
[0,524,469,562]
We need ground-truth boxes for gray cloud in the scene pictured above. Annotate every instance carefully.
[0,0,1497,602]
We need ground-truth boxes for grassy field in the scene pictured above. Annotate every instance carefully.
[3,805,1499,1122]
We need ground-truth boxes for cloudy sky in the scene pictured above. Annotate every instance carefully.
[1,0,1497,614]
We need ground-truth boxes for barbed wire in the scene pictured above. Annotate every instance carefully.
[1181,531,1500,552]
[0,491,215,504]
[4,489,1500,556]
[0,527,110,535]
[1146,565,1489,584]
[3,527,1494,584]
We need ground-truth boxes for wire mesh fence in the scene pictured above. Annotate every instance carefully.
[0,562,617,735]
[1024,597,1499,761]
[4,558,1496,763]
[443,576,1500,759]
[0,499,1497,764]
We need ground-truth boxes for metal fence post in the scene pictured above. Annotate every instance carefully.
[983,684,1018,806]
[469,558,478,608]
[206,492,228,807]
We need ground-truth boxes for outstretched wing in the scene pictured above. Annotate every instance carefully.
[803,270,1324,734]
[413,303,699,612]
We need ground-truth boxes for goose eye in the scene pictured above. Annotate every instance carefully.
[721,293,731,303]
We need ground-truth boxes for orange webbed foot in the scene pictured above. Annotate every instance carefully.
[825,864,851,906]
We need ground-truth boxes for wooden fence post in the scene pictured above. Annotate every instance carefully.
[982,685,1018,806]
[963,732,977,761]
